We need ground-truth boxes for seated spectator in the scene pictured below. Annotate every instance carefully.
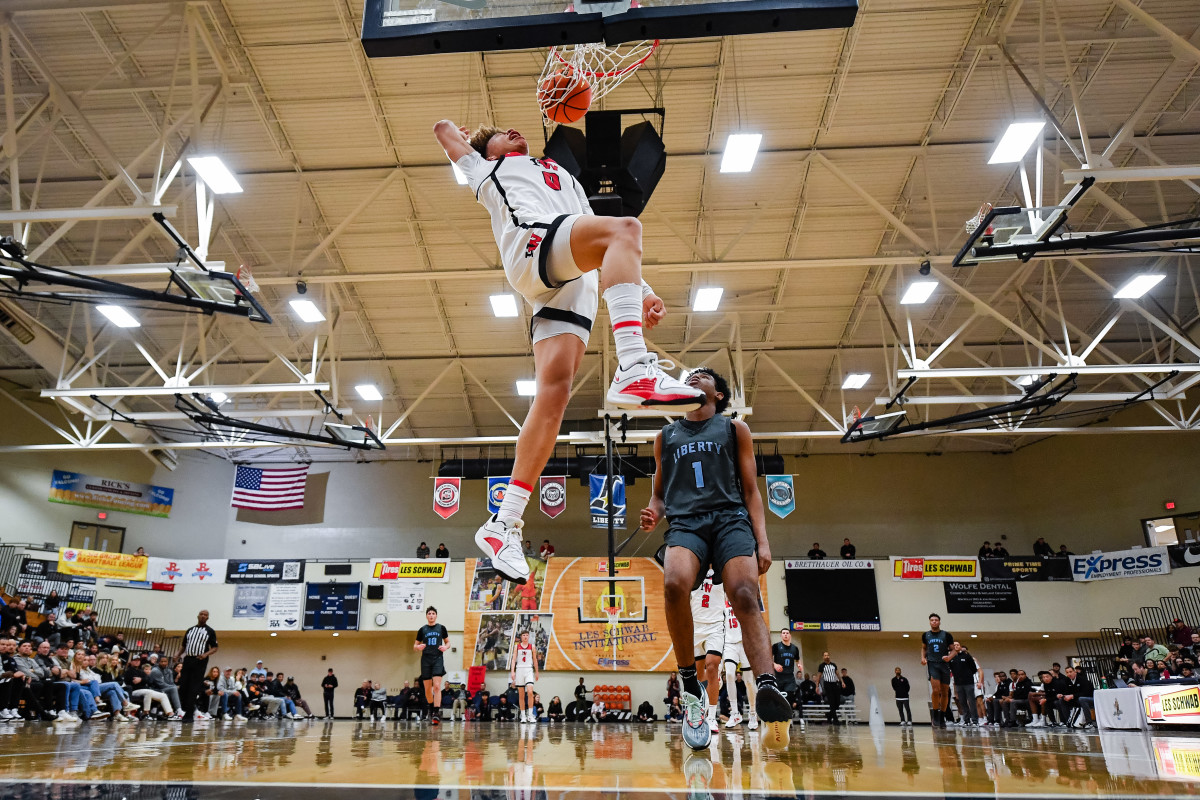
[840,539,856,559]
[799,674,819,705]
[1026,671,1059,727]
[77,652,131,721]
[532,692,544,720]
[130,661,176,718]
[267,673,298,718]
[1170,619,1194,647]
[435,543,450,558]
[1057,545,1073,557]
[985,671,1010,725]
[588,697,605,723]
[13,640,55,720]
[369,682,387,721]
[1115,636,1136,670]
[636,699,656,722]
[1145,637,1170,663]
[135,547,147,556]
[416,542,430,559]
[475,690,493,721]
[1001,669,1033,727]
[840,668,856,700]
[32,613,59,647]
[523,540,533,556]
[203,666,224,720]
[249,660,268,679]
[147,654,184,717]
[451,684,470,721]
[539,540,555,559]
[219,668,247,720]
[978,542,994,558]
[547,695,564,722]
[1033,537,1053,557]
[667,697,684,721]
[285,677,314,718]
[0,600,28,640]
[991,543,1009,557]
[807,543,826,560]
[496,695,515,721]
[1058,666,1094,728]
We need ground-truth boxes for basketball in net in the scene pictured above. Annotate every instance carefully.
[538,71,592,125]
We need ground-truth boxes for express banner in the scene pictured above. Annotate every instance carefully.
[146,557,227,584]
[540,476,566,519]
[224,560,305,583]
[589,474,626,529]
[1168,544,1200,569]
[765,475,795,518]
[980,556,1073,582]
[1069,546,1169,582]
[890,556,979,582]
[57,547,147,581]
[49,469,174,517]
[433,477,460,520]
[944,580,1021,613]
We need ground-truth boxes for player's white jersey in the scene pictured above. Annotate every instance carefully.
[457,151,592,269]
[690,570,725,625]
[513,642,536,669]
[723,599,743,645]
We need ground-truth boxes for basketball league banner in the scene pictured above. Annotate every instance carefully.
[49,469,174,517]
[433,477,461,520]
[540,476,566,519]
[146,557,227,584]
[370,558,450,583]
[487,476,510,515]
[765,475,795,518]
[588,474,626,528]
[890,556,979,581]
[57,547,147,581]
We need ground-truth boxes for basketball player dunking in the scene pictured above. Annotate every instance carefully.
[640,368,792,752]
[510,629,540,724]
[434,121,703,586]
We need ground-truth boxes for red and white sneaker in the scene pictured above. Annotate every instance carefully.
[606,356,703,411]
[474,514,530,584]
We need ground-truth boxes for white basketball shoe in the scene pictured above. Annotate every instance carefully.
[474,514,530,584]
[607,356,704,411]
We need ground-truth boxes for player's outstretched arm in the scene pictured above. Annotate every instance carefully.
[433,119,474,163]
[639,431,667,531]
[733,419,770,575]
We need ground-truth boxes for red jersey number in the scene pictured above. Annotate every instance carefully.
[542,172,561,191]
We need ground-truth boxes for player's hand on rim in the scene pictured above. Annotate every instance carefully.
[642,293,665,329]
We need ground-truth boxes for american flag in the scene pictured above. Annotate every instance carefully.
[231,465,309,510]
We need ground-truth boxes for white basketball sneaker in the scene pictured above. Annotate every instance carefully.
[724,712,742,728]
[607,356,703,411]
[474,514,530,584]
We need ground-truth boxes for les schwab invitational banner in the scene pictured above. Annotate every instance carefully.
[462,556,769,673]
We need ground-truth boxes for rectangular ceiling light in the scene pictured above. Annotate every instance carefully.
[187,156,243,194]
[842,373,870,390]
[1016,375,1038,387]
[1113,274,1165,299]
[209,392,228,404]
[489,294,519,317]
[355,384,383,401]
[900,281,938,305]
[693,287,724,311]
[451,162,468,185]
[988,121,1046,164]
[720,134,762,173]
[288,299,326,323]
[96,305,140,328]
[516,380,537,396]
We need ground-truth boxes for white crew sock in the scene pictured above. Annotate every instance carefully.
[603,283,649,369]
[497,479,532,525]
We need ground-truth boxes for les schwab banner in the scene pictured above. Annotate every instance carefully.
[370,559,450,583]
[891,556,979,582]
[1144,684,1200,725]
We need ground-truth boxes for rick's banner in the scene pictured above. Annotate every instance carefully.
[49,469,174,517]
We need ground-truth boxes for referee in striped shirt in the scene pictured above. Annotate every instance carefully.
[177,609,219,720]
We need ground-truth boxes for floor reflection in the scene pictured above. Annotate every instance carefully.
[0,719,1198,798]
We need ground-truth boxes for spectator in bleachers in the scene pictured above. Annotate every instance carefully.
[1057,545,1073,557]
[416,542,430,559]
[1144,636,1170,663]
[369,681,387,721]
[539,540,555,559]
[807,543,826,560]
[267,673,298,718]
[147,654,183,717]
[135,547,147,556]
[1169,619,1193,647]
[42,590,64,616]
[1033,537,1053,557]
[13,640,55,720]
[219,668,247,719]
[450,683,470,720]
[978,542,994,558]
[547,695,564,722]
[636,699,656,721]
[840,539,856,559]
[991,542,1009,557]
[475,690,492,721]
[840,668,856,702]
[799,673,818,706]
[77,652,130,721]
[435,543,450,558]
[250,660,267,678]
[0,600,27,640]
[32,612,59,647]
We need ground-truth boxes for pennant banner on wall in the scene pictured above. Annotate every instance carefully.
[589,474,625,529]
[146,557,228,584]
[765,475,795,518]
[433,477,461,520]
[540,476,566,519]
[487,476,510,515]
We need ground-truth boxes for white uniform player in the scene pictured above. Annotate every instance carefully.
[723,598,758,729]
[690,570,726,659]
[510,631,539,723]
[456,151,599,346]
[513,641,537,687]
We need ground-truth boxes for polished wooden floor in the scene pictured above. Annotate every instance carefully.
[1,718,1198,799]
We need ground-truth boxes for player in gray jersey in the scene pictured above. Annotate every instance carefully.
[640,368,793,753]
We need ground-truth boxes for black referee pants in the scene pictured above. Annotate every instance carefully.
[822,681,841,722]
[324,690,335,717]
[179,655,208,717]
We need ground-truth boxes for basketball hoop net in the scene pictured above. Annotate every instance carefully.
[235,264,260,294]
[538,40,659,126]
[965,203,993,236]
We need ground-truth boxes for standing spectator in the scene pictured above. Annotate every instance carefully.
[249,660,267,679]
[817,652,842,724]
[978,542,994,558]
[1170,619,1193,647]
[135,547,147,556]
[574,676,588,706]
[435,543,450,558]
[321,668,338,718]
[416,542,431,559]
[948,642,982,726]
[177,609,219,721]
[839,539,856,559]
[891,667,912,726]
[666,671,680,705]
[1033,538,1053,557]
[807,543,826,560]
[539,540,555,559]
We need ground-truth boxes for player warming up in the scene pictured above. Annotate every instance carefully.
[415,607,450,725]
[921,612,953,729]
[510,629,540,723]
[691,569,725,734]
[434,121,704,585]
[640,367,792,752]
[723,597,758,730]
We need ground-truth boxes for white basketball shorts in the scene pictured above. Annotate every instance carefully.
[514,666,536,687]
[505,213,599,346]
[693,619,725,658]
